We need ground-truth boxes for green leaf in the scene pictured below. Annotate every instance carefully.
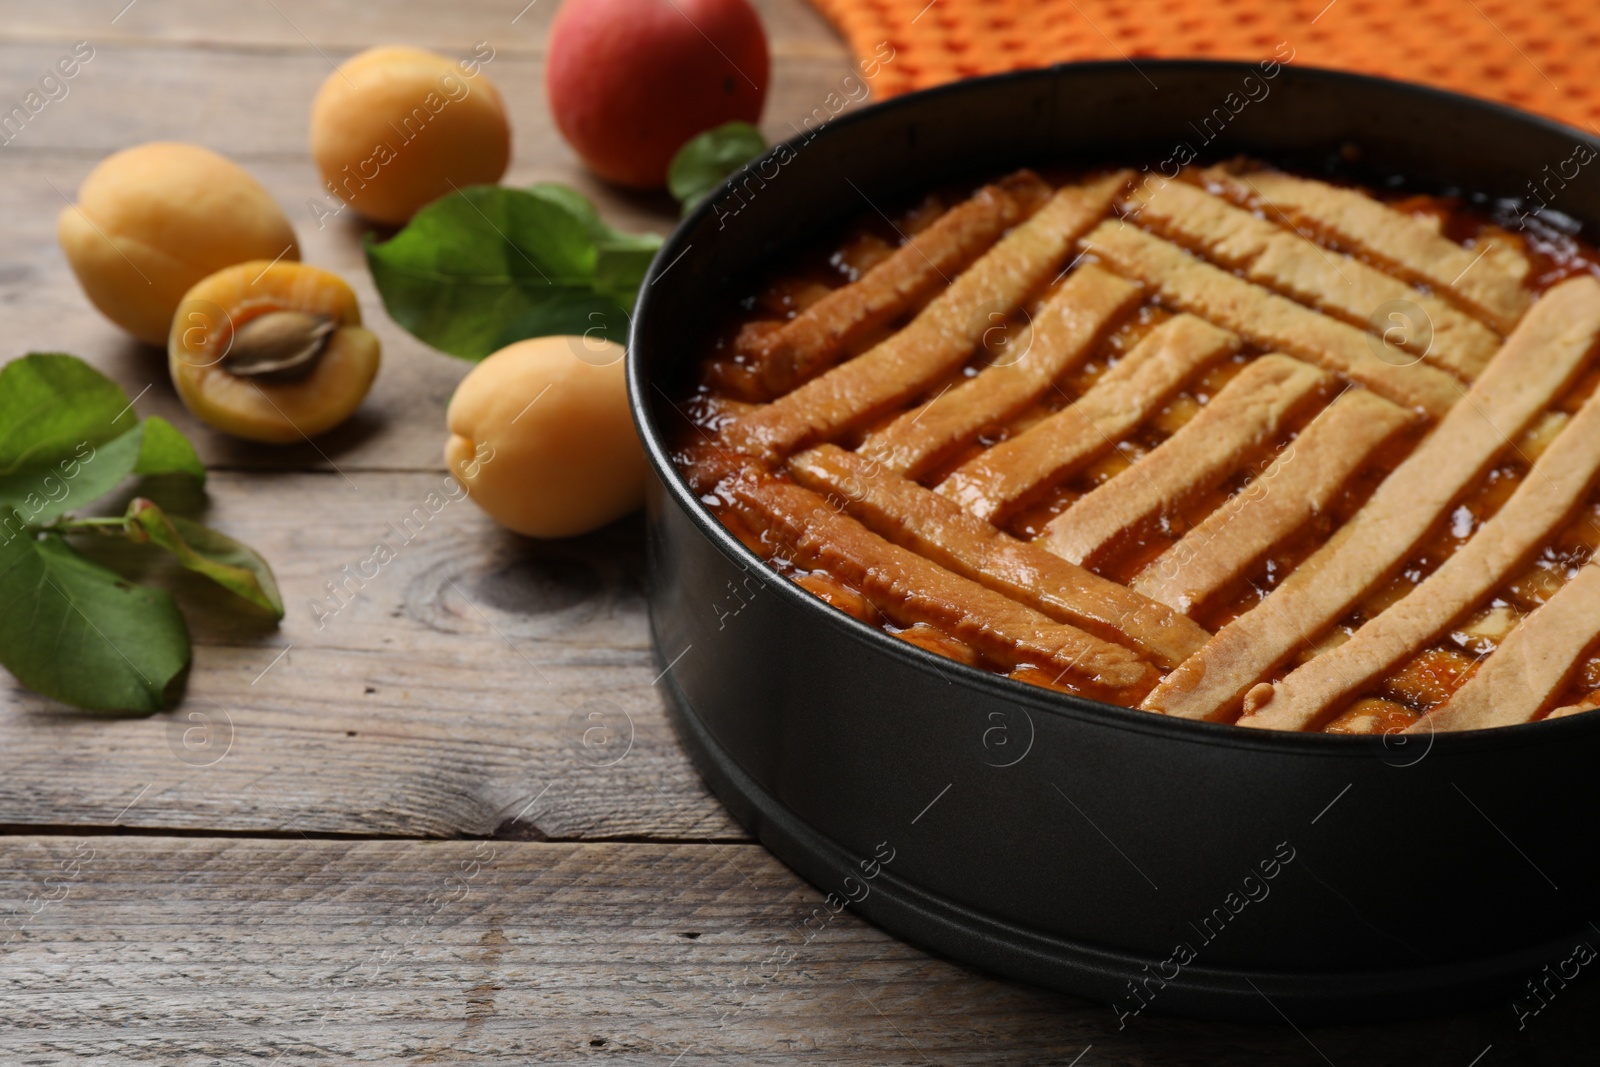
[3,426,143,529]
[0,531,189,712]
[135,416,205,485]
[525,183,613,240]
[536,184,662,309]
[527,183,663,254]
[365,183,659,361]
[126,499,284,618]
[668,122,767,216]
[0,356,205,528]
[595,240,659,311]
[493,292,635,351]
[0,354,144,525]
[0,352,136,467]
[524,181,596,219]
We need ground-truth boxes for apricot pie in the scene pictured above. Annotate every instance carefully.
[670,162,1600,735]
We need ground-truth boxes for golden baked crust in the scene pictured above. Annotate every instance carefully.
[676,163,1600,734]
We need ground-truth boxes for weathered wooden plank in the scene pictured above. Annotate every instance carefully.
[1,836,1587,1064]
[0,0,851,60]
[0,471,742,840]
[0,41,857,159]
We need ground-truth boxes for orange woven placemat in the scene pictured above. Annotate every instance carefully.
[808,0,1600,133]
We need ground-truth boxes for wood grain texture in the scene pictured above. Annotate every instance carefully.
[5,836,1593,1065]
[0,0,851,59]
[0,40,856,160]
[0,472,742,840]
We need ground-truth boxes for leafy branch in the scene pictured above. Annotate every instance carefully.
[0,353,282,713]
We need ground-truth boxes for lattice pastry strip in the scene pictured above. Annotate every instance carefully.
[1417,561,1600,731]
[935,313,1239,524]
[725,470,1158,697]
[725,171,1129,460]
[1125,176,1501,379]
[1204,165,1531,333]
[733,171,1051,398]
[1130,388,1417,616]
[787,444,1210,668]
[859,263,1142,479]
[1082,219,1463,416]
[1037,353,1331,567]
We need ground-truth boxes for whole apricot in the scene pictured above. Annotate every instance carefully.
[311,46,511,225]
[547,0,769,188]
[58,142,299,345]
[445,336,647,538]
[169,261,381,444]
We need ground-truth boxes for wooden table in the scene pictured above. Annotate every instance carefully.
[2,2,1594,1061]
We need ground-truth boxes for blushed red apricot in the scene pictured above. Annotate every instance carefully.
[310,45,511,225]
[57,142,299,345]
[547,0,769,188]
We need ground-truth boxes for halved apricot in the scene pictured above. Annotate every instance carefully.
[169,261,380,443]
